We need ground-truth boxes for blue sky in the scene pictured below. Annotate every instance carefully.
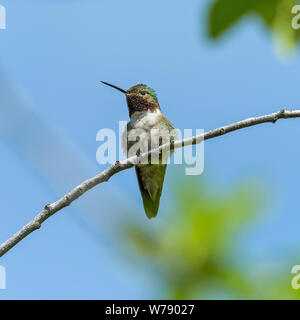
[0,0,299,299]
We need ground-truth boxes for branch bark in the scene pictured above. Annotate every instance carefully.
[1,109,299,258]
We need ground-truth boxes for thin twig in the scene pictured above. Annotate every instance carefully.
[0,109,299,258]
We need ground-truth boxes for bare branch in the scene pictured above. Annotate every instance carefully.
[0,109,299,258]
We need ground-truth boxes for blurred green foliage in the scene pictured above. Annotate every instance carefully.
[207,0,300,50]
[123,175,300,299]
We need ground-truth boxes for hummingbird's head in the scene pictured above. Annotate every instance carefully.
[101,81,160,117]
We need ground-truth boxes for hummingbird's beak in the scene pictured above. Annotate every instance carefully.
[101,81,127,94]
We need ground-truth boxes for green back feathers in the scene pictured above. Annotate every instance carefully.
[127,84,159,104]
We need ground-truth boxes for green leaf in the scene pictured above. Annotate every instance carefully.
[208,0,258,38]
[208,0,300,50]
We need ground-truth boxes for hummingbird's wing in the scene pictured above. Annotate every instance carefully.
[135,164,167,219]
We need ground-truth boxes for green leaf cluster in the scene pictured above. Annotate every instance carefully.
[123,175,300,299]
[208,0,300,50]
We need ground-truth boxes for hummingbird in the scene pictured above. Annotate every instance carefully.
[101,81,176,219]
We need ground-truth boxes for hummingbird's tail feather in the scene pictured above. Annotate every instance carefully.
[135,165,167,219]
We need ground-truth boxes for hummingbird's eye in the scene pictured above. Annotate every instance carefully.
[140,91,147,96]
